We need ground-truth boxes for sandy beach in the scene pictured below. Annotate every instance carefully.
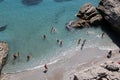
[1,45,120,80]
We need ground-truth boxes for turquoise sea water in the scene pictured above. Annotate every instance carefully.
[0,0,118,73]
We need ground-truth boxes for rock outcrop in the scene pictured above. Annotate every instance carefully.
[0,42,8,74]
[22,0,43,6]
[66,3,103,30]
[97,0,120,34]
[72,61,120,80]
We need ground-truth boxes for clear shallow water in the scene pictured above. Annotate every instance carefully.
[0,0,118,73]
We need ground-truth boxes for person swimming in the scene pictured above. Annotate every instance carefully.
[13,53,17,60]
[57,39,59,43]
[27,55,30,61]
[59,40,63,46]
[51,27,56,33]
[81,39,86,50]
[43,34,46,40]
[77,39,81,45]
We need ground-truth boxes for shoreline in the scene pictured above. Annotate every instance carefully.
[1,46,120,80]
[2,44,117,74]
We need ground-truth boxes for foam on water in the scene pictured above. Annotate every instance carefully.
[0,0,118,73]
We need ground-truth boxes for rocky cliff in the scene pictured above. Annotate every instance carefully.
[97,0,120,34]
[0,42,8,74]
[67,0,120,35]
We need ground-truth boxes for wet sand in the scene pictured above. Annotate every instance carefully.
[1,46,120,80]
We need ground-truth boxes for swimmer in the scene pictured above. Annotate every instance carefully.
[13,53,17,60]
[27,55,30,61]
[43,34,46,40]
[81,39,86,50]
[59,40,63,46]
[77,39,81,45]
[51,27,56,33]
[57,39,59,43]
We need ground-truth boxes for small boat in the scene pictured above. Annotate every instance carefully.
[0,25,7,31]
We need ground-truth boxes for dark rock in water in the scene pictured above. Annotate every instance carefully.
[22,0,43,6]
[54,0,72,2]
[97,0,120,35]
[0,25,7,31]
[0,0,4,3]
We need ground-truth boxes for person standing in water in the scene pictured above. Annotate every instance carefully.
[43,34,46,40]
[51,27,56,33]
[27,55,30,61]
[77,39,81,45]
[57,39,59,43]
[59,40,63,47]
[81,39,86,50]
[13,53,17,60]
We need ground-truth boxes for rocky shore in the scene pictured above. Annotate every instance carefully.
[0,42,8,75]
[71,58,120,80]
[67,0,120,35]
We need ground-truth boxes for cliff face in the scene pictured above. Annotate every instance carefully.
[0,42,8,74]
[97,0,120,34]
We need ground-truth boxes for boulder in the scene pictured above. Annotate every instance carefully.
[97,0,120,34]
[90,14,103,25]
[66,19,89,30]
[77,3,97,20]
[0,42,8,74]
[66,3,103,30]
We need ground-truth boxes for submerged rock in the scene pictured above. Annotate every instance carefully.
[0,42,8,74]
[0,0,4,3]
[0,25,7,32]
[54,0,72,2]
[97,0,120,34]
[22,0,43,6]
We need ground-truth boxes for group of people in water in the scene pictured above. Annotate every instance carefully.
[11,26,107,74]
[77,39,86,50]
[13,52,31,61]
[43,26,63,47]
